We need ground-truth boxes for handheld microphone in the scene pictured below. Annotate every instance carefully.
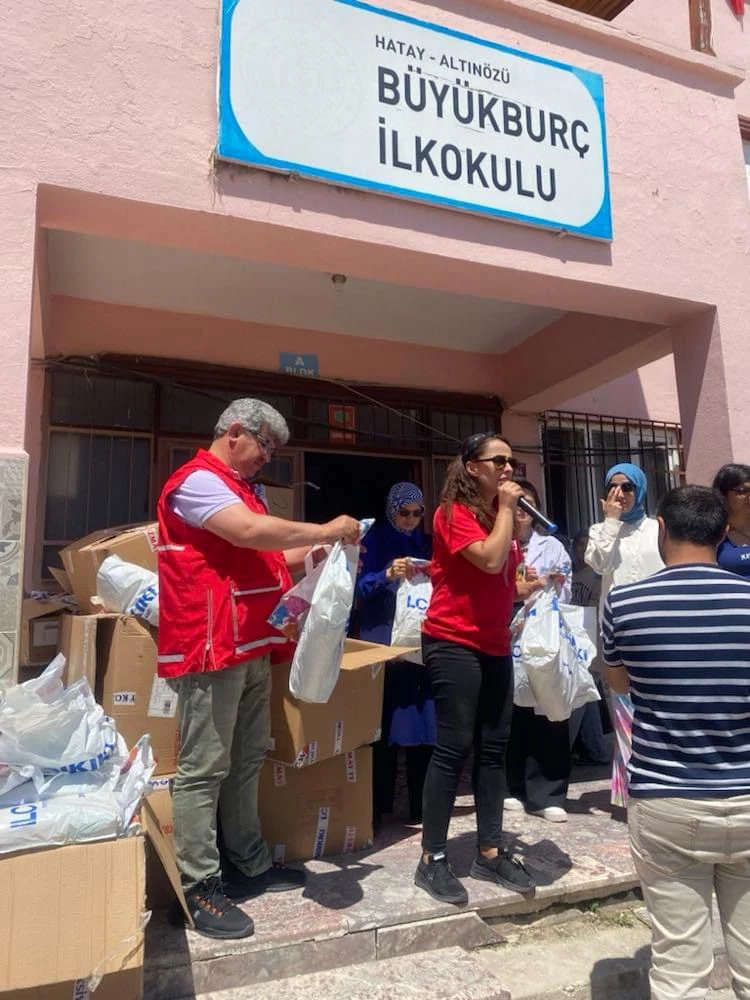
[518,496,558,534]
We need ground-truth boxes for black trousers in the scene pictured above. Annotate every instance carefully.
[420,636,514,855]
[372,742,433,825]
[506,705,571,811]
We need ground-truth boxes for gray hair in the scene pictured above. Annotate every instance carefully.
[214,398,290,446]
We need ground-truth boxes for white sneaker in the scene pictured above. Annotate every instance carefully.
[504,797,525,812]
[529,806,568,823]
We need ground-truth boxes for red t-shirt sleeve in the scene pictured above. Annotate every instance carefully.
[441,503,488,555]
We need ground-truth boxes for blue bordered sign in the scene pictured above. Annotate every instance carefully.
[218,0,612,240]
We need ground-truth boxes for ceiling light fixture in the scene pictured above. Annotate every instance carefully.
[331,273,347,286]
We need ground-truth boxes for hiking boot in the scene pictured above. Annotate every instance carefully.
[184,876,255,939]
[225,862,307,902]
[414,853,469,906]
[470,850,536,895]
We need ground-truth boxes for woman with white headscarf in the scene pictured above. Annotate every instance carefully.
[356,482,434,831]
[586,462,664,807]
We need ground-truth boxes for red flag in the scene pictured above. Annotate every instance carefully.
[732,0,745,16]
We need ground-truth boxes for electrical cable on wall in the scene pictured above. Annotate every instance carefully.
[37,355,545,459]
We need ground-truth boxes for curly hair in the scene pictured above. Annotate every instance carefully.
[440,432,512,532]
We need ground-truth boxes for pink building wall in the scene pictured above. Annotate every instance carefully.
[558,357,680,424]
[4,0,750,620]
[614,0,691,50]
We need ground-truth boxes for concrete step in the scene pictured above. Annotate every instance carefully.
[144,908,503,999]
[144,778,639,999]
[189,946,510,1000]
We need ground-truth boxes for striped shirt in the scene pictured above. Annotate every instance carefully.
[601,564,750,799]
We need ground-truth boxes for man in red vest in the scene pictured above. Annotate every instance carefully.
[158,398,360,939]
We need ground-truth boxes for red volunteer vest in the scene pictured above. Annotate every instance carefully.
[157,449,292,678]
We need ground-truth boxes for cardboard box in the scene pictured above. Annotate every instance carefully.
[0,836,145,995]
[19,598,67,666]
[141,795,192,926]
[59,613,103,688]
[269,640,414,767]
[97,617,179,777]
[59,523,158,614]
[5,968,142,1000]
[58,613,179,776]
[143,774,177,912]
[259,747,373,864]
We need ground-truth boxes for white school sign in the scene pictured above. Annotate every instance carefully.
[217,0,612,240]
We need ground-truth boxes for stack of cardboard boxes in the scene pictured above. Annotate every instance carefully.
[260,640,409,864]
[146,639,410,908]
[15,515,410,971]
[49,524,179,779]
[9,524,170,999]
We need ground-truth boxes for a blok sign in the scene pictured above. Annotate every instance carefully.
[279,353,319,377]
[218,0,611,240]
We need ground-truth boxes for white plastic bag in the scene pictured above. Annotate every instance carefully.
[289,542,356,703]
[519,591,599,721]
[0,655,122,776]
[96,554,159,626]
[391,573,432,647]
[0,736,154,855]
[289,520,372,704]
[511,605,537,709]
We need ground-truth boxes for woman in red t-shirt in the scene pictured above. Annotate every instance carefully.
[414,432,538,906]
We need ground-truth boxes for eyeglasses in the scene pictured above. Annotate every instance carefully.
[249,430,275,459]
[473,455,519,471]
[397,508,424,519]
[607,482,635,495]
[730,488,750,498]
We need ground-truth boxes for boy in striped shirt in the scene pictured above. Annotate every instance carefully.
[602,485,750,1000]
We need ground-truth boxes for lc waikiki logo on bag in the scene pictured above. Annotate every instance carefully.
[390,570,432,647]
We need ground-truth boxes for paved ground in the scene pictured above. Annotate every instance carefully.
[145,763,645,998]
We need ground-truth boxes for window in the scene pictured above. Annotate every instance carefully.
[429,410,498,454]
[541,411,682,540]
[159,384,294,437]
[41,361,503,578]
[43,429,152,574]
[49,369,154,430]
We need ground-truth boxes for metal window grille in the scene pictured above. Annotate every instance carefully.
[541,411,683,541]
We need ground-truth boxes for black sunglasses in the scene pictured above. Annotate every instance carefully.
[606,481,635,495]
[461,431,510,466]
[397,508,424,519]
[473,454,519,471]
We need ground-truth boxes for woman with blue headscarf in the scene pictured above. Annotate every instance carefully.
[585,463,664,807]
[355,482,434,830]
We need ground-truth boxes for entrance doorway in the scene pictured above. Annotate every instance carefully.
[303,452,422,523]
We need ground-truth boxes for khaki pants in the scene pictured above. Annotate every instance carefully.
[629,796,750,1000]
[169,656,273,889]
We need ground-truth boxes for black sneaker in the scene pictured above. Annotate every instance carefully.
[470,850,536,895]
[414,854,469,906]
[184,876,255,939]
[225,862,307,902]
